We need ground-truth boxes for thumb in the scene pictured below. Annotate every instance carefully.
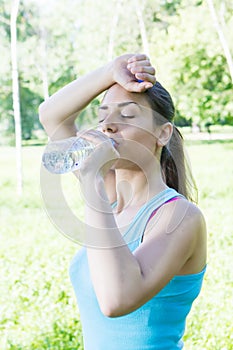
[124,80,153,92]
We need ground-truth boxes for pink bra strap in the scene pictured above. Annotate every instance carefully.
[147,196,181,223]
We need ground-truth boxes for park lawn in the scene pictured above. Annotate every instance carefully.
[0,139,233,349]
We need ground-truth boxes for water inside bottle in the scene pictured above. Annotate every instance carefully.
[42,150,74,174]
[42,137,94,174]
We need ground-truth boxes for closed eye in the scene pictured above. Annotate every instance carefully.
[121,114,135,118]
[121,104,139,118]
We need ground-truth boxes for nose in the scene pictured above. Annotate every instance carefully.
[102,122,118,134]
[101,113,118,134]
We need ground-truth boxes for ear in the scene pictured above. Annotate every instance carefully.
[156,122,173,147]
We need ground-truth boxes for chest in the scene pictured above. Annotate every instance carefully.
[113,206,142,235]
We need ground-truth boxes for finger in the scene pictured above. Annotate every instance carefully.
[127,54,149,63]
[135,72,156,85]
[125,81,154,93]
[127,59,152,69]
[76,129,103,143]
[128,65,156,76]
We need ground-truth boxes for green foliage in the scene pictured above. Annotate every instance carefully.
[0,0,232,144]
[49,66,77,96]
[174,49,233,126]
[19,84,44,139]
[0,83,43,141]
[0,89,13,133]
[76,98,101,130]
[17,2,37,42]
[160,0,183,15]
[151,1,233,128]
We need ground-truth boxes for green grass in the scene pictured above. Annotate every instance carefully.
[183,140,233,349]
[0,139,233,349]
[180,124,233,135]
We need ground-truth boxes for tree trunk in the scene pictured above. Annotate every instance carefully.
[10,0,22,196]
[107,0,122,61]
[136,0,150,56]
[219,1,226,30]
[41,33,49,100]
[207,0,233,83]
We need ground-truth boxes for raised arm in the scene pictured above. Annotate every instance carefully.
[39,54,155,140]
[39,62,114,140]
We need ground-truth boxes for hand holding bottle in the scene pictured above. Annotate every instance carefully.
[42,130,119,176]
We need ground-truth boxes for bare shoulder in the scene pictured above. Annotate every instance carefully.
[174,198,206,232]
[146,197,206,236]
[143,197,207,274]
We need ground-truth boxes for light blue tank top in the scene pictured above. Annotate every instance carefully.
[69,188,206,350]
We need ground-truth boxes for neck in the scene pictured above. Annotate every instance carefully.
[114,166,168,213]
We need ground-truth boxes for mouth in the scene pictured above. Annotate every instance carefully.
[109,138,119,147]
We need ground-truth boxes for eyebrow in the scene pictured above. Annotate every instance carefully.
[99,101,140,110]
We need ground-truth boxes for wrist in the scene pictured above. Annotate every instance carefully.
[100,60,115,89]
[80,173,110,209]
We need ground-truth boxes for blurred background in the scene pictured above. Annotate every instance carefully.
[0,0,233,349]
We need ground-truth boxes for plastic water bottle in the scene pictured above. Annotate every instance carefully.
[42,136,95,174]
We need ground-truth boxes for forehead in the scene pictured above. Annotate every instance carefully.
[102,84,150,108]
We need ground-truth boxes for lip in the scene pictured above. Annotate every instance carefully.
[109,138,119,147]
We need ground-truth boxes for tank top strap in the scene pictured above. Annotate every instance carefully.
[122,188,184,248]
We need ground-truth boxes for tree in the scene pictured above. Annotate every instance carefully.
[1,0,232,142]
[11,0,22,195]
[207,0,233,83]
[107,0,123,60]
[136,0,150,56]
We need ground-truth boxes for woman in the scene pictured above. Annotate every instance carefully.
[39,54,207,349]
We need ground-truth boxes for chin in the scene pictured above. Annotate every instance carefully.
[112,159,141,171]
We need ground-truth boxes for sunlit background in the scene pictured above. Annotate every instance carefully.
[0,0,233,349]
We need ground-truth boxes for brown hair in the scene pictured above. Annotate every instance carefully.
[144,82,197,203]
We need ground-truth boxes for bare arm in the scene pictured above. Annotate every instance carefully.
[77,134,206,318]
[40,54,205,318]
[84,178,206,318]
[38,62,115,140]
[39,54,155,140]
[39,53,156,203]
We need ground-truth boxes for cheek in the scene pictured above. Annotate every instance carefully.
[121,131,157,158]
[135,131,157,151]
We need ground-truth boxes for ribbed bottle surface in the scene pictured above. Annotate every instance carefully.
[42,137,94,174]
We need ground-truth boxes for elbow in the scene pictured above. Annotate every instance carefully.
[97,269,143,318]
[100,303,125,318]
[98,293,137,318]
[38,101,48,127]
[39,100,56,137]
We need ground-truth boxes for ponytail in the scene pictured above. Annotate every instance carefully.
[145,82,197,203]
[160,126,197,203]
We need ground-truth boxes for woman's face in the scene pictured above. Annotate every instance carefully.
[98,84,161,170]
[99,84,158,146]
